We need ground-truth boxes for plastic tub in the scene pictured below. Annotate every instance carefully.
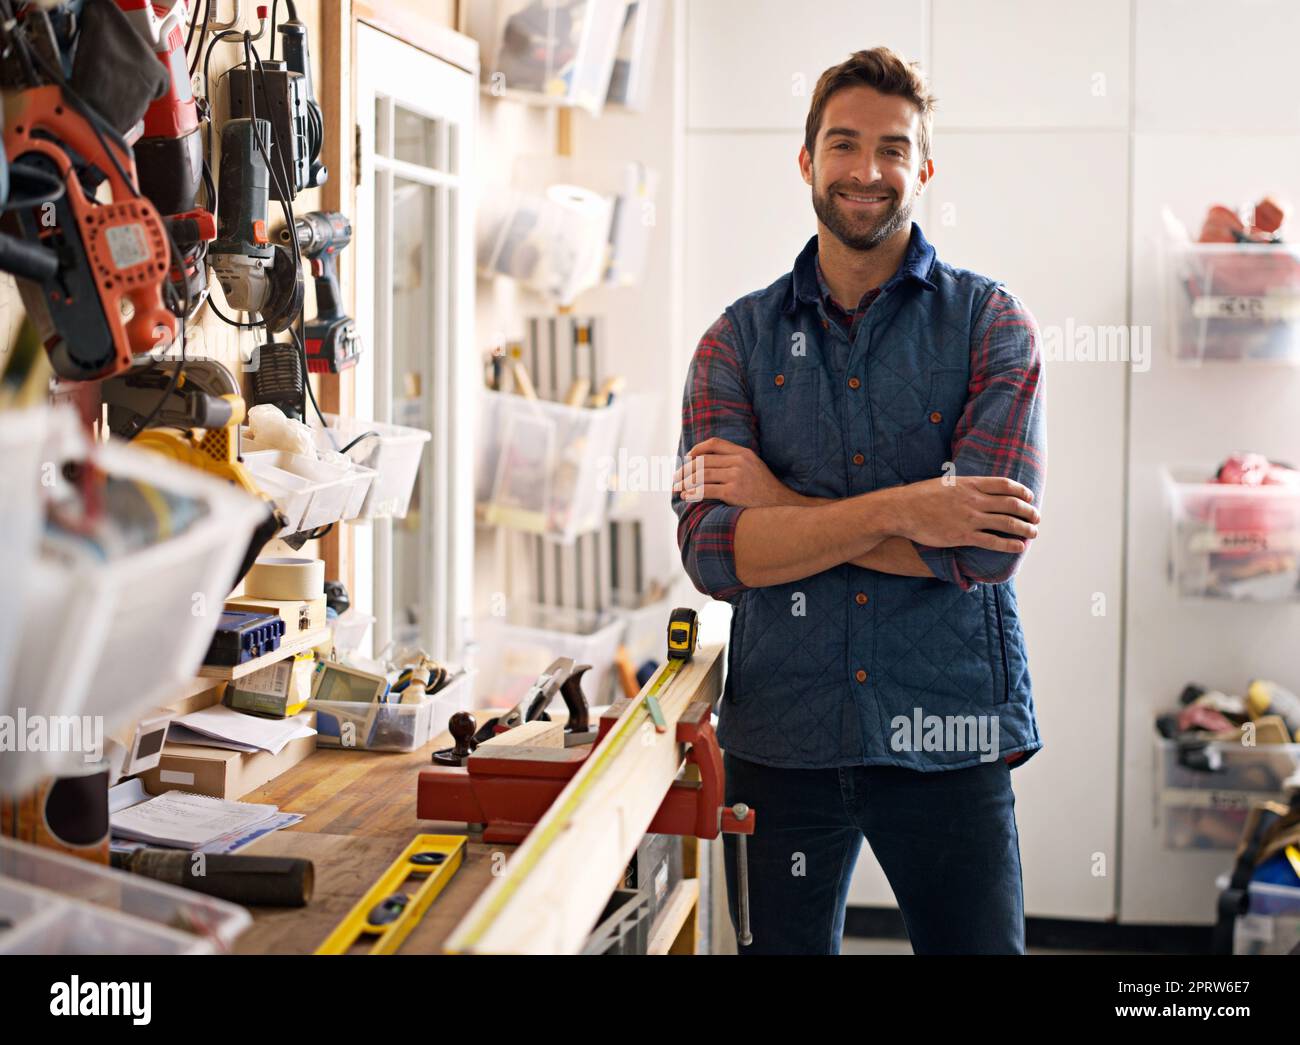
[1165,467,1300,600]
[477,391,624,543]
[244,461,314,535]
[244,449,352,532]
[1154,737,1295,850]
[312,414,430,520]
[1163,209,1300,363]
[473,604,625,709]
[1215,875,1300,954]
[311,669,474,753]
[2,438,268,795]
[0,836,250,954]
[466,0,628,116]
[0,406,78,706]
[331,609,375,655]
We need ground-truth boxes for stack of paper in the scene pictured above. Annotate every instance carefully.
[110,790,285,850]
[171,705,316,755]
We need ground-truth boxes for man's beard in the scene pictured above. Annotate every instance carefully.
[812,177,914,251]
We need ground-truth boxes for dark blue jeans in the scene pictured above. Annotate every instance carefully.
[722,751,1025,954]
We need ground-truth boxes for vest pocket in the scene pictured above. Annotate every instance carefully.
[894,367,964,483]
[753,367,819,482]
[985,585,1011,705]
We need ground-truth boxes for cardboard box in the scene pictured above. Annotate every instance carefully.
[139,730,316,800]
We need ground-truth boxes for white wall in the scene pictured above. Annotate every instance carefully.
[1121,0,1300,923]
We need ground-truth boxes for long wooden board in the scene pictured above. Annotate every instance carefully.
[443,644,725,954]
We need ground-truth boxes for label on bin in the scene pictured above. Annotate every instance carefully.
[1192,294,1300,321]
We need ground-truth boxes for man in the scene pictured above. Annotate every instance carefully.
[671,47,1046,955]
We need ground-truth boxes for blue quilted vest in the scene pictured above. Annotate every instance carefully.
[717,225,1041,771]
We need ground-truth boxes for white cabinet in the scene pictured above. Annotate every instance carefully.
[686,0,927,130]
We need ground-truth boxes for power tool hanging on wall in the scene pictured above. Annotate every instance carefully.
[0,0,182,382]
[226,0,325,202]
[208,59,299,330]
[114,0,216,315]
[283,210,360,373]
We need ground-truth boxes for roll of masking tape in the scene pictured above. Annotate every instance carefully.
[244,557,325,600]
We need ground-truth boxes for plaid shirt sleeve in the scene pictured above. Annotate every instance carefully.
[914,287,1047,590]
[672,313,755,602]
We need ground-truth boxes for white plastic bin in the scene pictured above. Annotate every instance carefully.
[477,390,624,543]
[244,449,352,533]
[0,405,78,707]
[466,0,628,115]
[474,604,625,710]
[0,836,250,954]
[1163,208,1300,363]
[311,669,474,753]
[1165,467,1300,600]
[1155,737,1297,850]
[2,438,267,795]
[312,414,430,520]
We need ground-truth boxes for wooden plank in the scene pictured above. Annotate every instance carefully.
[196,628,330,681]
[476,719,564,749]
[646,879,699,955]
[444,645,725,954]
[319,0,353,598]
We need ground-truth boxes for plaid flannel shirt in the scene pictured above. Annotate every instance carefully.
[674,246,1046,598]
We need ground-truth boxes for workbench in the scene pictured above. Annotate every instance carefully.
[231,717,706,954]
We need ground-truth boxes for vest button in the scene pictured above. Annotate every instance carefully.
[848,376,861,389]
[855,669,868,683]
[852,452,865,466]
[855,592,868,605]
[929,411,942,423]
[774,374,785,387]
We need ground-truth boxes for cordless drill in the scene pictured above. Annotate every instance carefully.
[284,210,361,373]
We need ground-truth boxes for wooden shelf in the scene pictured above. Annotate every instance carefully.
[198,627,331,682]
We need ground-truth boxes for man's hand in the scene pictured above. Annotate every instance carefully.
[673,437,802,508]
[889,476,1040,553]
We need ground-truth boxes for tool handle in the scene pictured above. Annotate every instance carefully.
[313,251,342,320]
[0,232,58,283]
[127,849,314,907]
[560,665,591,733]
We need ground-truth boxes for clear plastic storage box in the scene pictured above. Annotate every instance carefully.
[477,390,623,543]
[466,0,629,115]
[0,837,250,954]
[244,449,356,534]
[473,603,625,709]
[1165,467,1300,600]
[1163,209,1300,363]
[1217,875,1300,954]
[313,414,430,520]
[2,436,268,795]
[1155,737,1300,849]
[310,669,474,753]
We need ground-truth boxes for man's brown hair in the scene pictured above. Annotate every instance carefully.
[804,47,936,162]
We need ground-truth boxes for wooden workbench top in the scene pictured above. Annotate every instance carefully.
[233,721,514,955]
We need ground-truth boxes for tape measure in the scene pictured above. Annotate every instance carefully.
[316,834,466,955]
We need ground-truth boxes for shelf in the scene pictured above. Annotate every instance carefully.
[198,627,332,682]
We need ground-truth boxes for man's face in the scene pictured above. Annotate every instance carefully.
[799,85,933,251]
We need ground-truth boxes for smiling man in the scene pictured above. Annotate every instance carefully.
[672,48,1047,955]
